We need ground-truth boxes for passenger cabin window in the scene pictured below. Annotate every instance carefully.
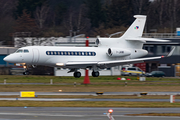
[46,51,96,56]
[24,49,29,53]
[16,49,23,53]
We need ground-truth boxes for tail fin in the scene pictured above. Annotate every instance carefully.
[121,15,146,38]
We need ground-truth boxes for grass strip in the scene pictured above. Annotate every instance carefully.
[0,95,180,99]
[0,101,180,107]
[0,75,179,83]
[1,85,180,92]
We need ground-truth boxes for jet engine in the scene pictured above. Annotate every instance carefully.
[107,48,131,57]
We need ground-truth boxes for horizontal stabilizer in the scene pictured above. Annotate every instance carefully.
[126,38,170,42]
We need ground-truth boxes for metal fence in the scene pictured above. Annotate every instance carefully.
[142,33,179,38]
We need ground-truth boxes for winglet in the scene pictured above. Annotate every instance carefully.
[166,46,175,57]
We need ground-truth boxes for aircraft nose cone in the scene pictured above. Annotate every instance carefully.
[3,55,12,62]
[3,56,8,61]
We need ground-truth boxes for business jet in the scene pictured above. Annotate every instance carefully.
[4,15,175,78]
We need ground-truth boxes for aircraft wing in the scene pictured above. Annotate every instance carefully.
[65,47,175,68]
[97,56,162,67]
[65,56,161,68]
[66,61,97,66]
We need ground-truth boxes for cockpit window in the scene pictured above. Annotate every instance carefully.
[16,49,23,53]
[24,49,29,53]
[16,49,29,53]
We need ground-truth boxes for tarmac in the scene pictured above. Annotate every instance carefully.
[0,98,180,102]
[0,91,179,102]
[0,107,180,120]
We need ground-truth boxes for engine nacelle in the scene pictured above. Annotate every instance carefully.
[107,48,131,57]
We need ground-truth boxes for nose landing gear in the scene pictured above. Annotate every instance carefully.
[23,65,29,75]
[23,71,29,75]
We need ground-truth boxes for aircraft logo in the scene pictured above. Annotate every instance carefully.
[135,26,139,29]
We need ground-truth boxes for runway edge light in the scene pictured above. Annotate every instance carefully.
[108,109,113,114]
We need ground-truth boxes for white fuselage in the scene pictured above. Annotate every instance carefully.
[4,46,148,68]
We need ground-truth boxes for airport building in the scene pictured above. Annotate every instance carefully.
[143,38,180,77]
[0,47,17,75]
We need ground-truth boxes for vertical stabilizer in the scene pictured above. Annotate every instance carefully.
[121,15,146,38]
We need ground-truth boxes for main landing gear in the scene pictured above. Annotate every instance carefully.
[74,71,81,78]
[92,71,99,77]
[73,71,100,78]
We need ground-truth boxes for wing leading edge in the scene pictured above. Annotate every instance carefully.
[65,56,162,68]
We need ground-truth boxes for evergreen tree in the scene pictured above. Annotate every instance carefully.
[106,0,133,27]
[85,0,105,28]
[15,0,47,18]
[55,2,67,25]
[15,10,39,36]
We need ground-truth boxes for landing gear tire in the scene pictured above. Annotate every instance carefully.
[23,71,29,75]
[92,71,99,77]
[74,71,81,78]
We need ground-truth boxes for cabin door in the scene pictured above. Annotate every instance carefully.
[32,48,39,64]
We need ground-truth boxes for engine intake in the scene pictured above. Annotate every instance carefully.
[107,48,131,57]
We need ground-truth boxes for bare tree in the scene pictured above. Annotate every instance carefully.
[132,0,149,15]
[159,0,164,26]
[173,0,177,28]
[0,0,17,45]
[76,4,89,32]
[35,3,50,29]
[63,4,90,36]
[0,0,17,18]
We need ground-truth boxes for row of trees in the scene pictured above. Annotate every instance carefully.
[0,0,180,45]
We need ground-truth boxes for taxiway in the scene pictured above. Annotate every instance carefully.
[0,107,179,120]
